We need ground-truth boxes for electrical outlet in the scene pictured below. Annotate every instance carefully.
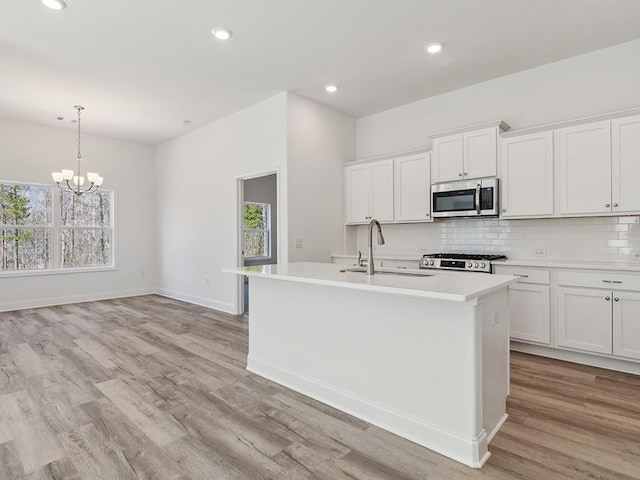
[205,276,210,285]
[294,238,303,248]
[491,312,499,326]
[532,248,547,257]
[632,250,640,261]
[140,269,145,277]
[418,246,429,253]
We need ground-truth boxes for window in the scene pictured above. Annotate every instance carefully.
[0,181,113,274]
[243,202,270,258]
[0,183,52,271]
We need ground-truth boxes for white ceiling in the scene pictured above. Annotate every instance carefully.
[2,0,640,146]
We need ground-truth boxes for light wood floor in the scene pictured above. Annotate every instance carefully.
[0,295,639,479]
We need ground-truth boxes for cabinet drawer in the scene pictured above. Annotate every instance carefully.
[494,266,549,285]
[557,270,640,291]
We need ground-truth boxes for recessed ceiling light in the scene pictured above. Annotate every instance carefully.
[211,28,233,41]
[425,42,444,54]
[325,84,339,93]
[42,0,67,10]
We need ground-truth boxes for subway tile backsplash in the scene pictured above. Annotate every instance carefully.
[354,216,640,263]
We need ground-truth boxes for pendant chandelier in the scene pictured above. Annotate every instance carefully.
[52,105,103,196]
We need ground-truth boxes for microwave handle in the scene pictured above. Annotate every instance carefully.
[475,183,481,215]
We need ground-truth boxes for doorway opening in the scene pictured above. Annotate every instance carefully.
[238,173,278,313]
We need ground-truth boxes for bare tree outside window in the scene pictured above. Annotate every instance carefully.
[60,190,112,267]
[0,183,52,271]
[243,202,270,258]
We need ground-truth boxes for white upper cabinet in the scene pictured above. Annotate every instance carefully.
[557,121,612,215]
[370,161,395,221]
[431,134,463,183]
[394,153,431,222]
[500,131,554,217]
[344,160,394,224]
[464,127,499,179]
[612,114,640,213]
[431,123,506,183]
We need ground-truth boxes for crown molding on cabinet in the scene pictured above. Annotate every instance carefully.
[429,120,510,139]
[347,147,430,166]
[502,106,640,138]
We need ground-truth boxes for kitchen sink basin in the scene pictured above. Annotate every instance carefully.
[339,267,432,277]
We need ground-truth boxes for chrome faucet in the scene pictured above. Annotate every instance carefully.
[366,218,385,275]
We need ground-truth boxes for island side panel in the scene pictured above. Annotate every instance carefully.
[246,275,493,467]
[478,288,510,441]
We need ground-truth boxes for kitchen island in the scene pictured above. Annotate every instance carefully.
[224,262,519,467]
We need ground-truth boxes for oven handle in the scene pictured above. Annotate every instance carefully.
[475,183,481,215]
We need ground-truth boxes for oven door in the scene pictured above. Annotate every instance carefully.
[431,178,498,218]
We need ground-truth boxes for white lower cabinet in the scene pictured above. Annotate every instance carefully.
[613,291,640,360]
[509,284,550,345]
[555,270,640,360]
[495,265,550,345]
[556,287,613,354]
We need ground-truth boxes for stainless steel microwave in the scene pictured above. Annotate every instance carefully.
[431,177,499,218]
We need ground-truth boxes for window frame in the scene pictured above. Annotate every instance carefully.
[0,180,116,277]
[242,201,271,261]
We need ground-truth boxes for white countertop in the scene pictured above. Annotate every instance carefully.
[493,258,640,272]
[224,262,519,303]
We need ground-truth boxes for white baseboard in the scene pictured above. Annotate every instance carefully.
[487,413,508,443]
[155,288,236,314]
[247,354,490,468]
[511,342,640,375]
[0,288,156,313]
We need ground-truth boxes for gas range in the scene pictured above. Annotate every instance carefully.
[419,253,507,274]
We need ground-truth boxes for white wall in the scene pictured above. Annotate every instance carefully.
[357,39,640,159]
[0,118,156,311]
[243,174,278,265]
[155,93,288,314]
[287,93,356,262]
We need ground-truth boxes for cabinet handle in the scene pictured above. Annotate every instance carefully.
[502,209,507,213]
[614,297,620,302]
[605,203,611,208]
[605,296,611,301]
[613,203,619,207]
[513,274,528,278]
[426,213,430,217]
[602,280,622,284]
[458,173,463,177]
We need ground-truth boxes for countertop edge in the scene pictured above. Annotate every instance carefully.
[223,265,518,303]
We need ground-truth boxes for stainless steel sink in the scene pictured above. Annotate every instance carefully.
[339,267,432,277]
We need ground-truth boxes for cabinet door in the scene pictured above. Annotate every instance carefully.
[557,287,612,354]
[370,160,394,222]
[557,121,612,215]
[464,127,497,179]
[500,131,554,217]
[612,115,640,213]
[509,284,550,344]
[612,291,640,360]
[394,153,431,222]
[345,164,370,224]
[432,134,463,183]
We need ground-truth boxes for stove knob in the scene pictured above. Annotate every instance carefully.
[467,262,473,268]
[474,263,479,268]
[480,263,486,269]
